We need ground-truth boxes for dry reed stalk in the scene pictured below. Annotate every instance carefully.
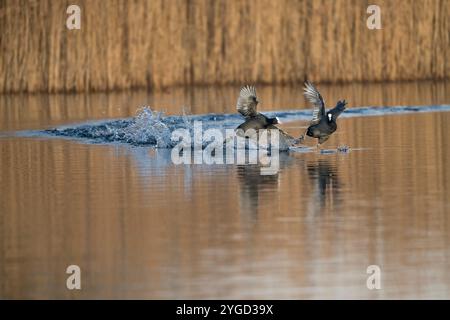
[0,0,448,93]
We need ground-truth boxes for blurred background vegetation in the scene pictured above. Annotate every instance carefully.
[0,0,449,93]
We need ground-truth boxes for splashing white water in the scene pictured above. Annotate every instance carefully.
[35,104,450,147]
[124,107,174,147]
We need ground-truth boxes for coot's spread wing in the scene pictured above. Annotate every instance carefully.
[303,81,325,125]
[237,85,258,118]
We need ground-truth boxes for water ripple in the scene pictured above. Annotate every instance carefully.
[18,104,450,147]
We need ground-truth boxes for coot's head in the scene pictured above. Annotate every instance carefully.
[268,117,281,125]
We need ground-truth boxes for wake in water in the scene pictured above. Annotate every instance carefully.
[44,107,204,147]
[29,104,450,148]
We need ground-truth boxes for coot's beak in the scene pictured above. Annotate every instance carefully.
[276,117,282,124]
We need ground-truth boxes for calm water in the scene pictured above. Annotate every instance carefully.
[1,81,450,299]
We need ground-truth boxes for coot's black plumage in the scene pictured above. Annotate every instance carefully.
[235,85,299,149]
[236,86,301,150]
[236,85,279,132]
[303,81,347,147]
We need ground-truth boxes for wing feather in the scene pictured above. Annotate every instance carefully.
[303,81,325,125]
[236,85,258,118]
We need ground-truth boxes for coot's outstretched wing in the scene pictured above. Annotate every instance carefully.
[303,81,325,125]
[329,100,347,120]
[237,85,258,118]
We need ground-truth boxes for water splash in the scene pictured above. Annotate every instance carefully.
[124,107,174,147]
[27,104,450,147]
[42,106,241,147]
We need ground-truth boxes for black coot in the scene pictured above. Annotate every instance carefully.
[303,81,347,147]
[234,85,300,149]
[236,85,279,132]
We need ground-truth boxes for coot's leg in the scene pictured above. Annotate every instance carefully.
[318,136,330,145]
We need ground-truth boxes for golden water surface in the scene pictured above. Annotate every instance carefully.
[1,81,450,299]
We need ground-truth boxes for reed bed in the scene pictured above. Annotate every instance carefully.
[0,0,449,93]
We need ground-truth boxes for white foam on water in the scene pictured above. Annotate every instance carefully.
[15,104,450,148]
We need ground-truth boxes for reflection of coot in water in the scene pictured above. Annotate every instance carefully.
[236,153,293,222]
[306,159,341,208]
[236,165,279,223]
[238,165,279,200]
